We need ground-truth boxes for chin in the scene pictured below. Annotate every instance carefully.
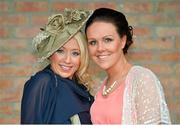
[98,64,110,70]
[59,72,72,79]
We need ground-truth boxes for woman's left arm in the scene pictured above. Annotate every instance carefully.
[135,69,171,124]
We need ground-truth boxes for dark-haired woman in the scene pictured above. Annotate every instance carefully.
[85,8,171,124]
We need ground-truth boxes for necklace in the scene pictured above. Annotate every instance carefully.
[102,80,117,96]
[102,63,131,96]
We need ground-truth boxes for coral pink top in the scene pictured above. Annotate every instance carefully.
[90,79,125,124]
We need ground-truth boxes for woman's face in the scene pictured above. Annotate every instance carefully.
[50,37,81,79]
[86,21,126,70]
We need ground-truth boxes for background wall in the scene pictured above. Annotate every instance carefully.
[0,0,179,123]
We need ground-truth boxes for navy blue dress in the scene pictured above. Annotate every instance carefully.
[21,66,94,124]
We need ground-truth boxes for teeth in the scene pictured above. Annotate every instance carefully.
[61,65,71,71]
[98,55,108,59]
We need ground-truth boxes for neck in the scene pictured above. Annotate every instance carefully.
[106,56,131,87]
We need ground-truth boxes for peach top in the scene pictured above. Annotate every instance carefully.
[90,79,125,124]
[91,66,171,124]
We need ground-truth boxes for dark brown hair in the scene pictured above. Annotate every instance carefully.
[85,8,133,54]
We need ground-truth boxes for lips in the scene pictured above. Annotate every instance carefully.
[97,54,110,60]
[60,64,72,71]
[97,55,108,59]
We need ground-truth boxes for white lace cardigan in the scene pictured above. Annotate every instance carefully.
[121,66,171,124]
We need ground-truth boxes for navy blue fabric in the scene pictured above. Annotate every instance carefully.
[21,66,94,124]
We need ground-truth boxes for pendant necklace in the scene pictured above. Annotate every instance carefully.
[102,63,131,96]
[102,72,128,96]
[102,80,118,96]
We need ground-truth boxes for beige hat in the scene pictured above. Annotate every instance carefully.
[32,8,93,62]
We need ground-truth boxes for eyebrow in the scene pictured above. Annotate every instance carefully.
[71,49,80,51]
[103,35,113,38]
[88,35,113,40]
[58,47,80,51]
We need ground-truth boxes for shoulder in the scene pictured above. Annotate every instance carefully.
[33,69,54,83]
[129,65,157,80]
[24,68,56,91]
[128,65,160,87]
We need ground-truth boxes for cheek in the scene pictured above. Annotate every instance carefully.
[49,54,60,63]
[113,45,121,52]
[77,58,81,67]
[88,46,96,56]
[111,41,123,52]
[73,57,81,66]
[73,58,81,71]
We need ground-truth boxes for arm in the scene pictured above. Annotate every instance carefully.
[21,72,55,124]
[135,69,171,124]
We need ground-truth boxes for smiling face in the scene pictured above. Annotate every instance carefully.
[49,37,81,79]
[86,21,126,70]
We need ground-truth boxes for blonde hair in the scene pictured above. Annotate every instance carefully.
[74,31,93,90]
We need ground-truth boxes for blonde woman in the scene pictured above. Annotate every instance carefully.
[21,9,94,124]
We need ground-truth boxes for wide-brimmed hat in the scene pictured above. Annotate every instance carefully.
[32,8,93,62]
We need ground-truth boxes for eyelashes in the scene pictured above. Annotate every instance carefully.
[56,49,80,57]
[72,51,80,56]
[88,37,114,46]
[104,37,113,43]
[56,49,64,54]
[88,40,97,46]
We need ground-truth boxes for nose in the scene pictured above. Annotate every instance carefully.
[64,53,71,63]
[97,42,105,52]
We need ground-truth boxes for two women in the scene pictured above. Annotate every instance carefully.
[21,9,93,124]
[21,7,171,124]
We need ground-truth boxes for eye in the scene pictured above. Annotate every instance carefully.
[104,38,113,43]
[56,49,64,54]
[72,51,80,56]
[88,40,97,46]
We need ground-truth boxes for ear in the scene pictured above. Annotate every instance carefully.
[121,35,127,49]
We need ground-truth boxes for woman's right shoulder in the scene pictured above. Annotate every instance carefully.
[24,68,55,89]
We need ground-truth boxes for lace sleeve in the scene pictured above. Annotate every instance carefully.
[135,69,171,124]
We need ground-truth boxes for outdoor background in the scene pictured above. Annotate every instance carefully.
[0,0,179,124]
